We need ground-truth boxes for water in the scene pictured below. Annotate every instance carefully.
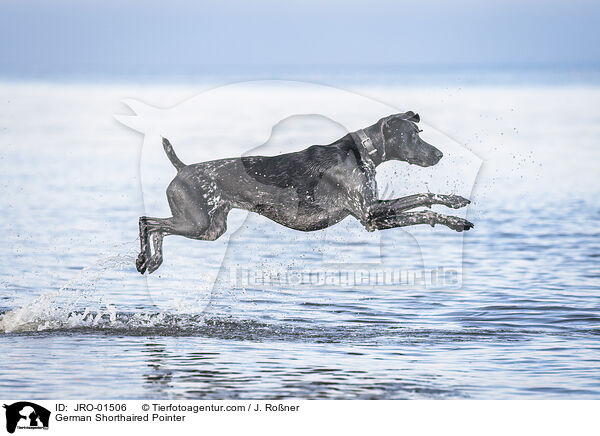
[1,80,599,399]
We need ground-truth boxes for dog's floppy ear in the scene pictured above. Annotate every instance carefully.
[403,111,420,123]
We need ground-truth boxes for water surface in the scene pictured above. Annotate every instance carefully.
[1,81,599,399]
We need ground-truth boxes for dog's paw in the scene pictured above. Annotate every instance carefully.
[136,252,148,274]
[461,220,474,231]
[441,194,471,209]
[147,261,160,274]
[446,217,474,232]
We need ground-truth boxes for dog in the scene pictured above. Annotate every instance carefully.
[136,111,473,274]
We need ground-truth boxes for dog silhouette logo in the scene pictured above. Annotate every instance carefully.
[3,402,50,434]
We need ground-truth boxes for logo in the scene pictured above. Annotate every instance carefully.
[3,402,50,434]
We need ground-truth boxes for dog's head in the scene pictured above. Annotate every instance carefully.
[379,111,443,167]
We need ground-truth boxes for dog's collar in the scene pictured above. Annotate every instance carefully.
[352,129,384,166]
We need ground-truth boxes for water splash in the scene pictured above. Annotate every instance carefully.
[0,252,136,333]
[0,239,221,334]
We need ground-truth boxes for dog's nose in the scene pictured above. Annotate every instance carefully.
[434,149,443,160]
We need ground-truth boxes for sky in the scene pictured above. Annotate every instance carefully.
[1,0,599,79]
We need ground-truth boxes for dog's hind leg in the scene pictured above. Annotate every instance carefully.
[136,216,186,274]
[136,176,231,274]
[147,231,164,274]
[137,217,152,274]
[136,216,170,274]
[136,209,230,274]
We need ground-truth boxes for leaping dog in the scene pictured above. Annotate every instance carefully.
[136,111,473,274]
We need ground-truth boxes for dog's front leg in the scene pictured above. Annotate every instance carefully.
[374,193,470,213]
[366,209,473,232]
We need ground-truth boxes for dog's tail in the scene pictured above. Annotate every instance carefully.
[162,137,186,171]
